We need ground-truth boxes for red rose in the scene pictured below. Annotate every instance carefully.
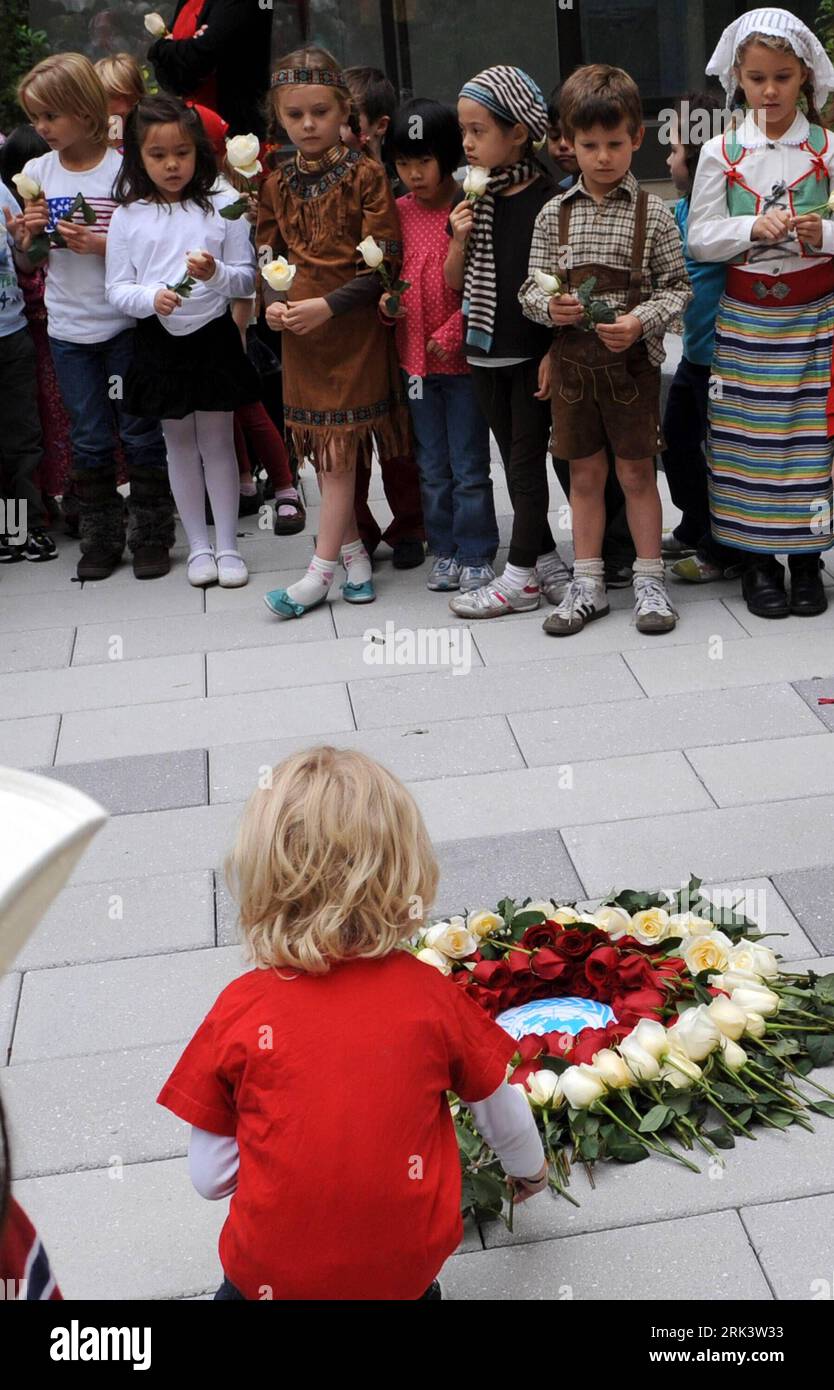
[612,987,666,1027]
[516,1032,546,1062]
[570,1026,614,1065]
[614,953,660,990]
[584,945,620,995]
[509,1058,544,1089]
[471,959,511,991]
[554,928,599,959]
[507,948,534,977]
[519,921,563,951]
[530,946,571,980]
[541,1029,574,1060]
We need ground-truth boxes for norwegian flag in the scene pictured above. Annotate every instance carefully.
[46,194,116,236]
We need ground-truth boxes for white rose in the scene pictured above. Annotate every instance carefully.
[669,912,715,937]
[660,1046,702,1088]
[522,900,559,920]
[226,134,261,174]
[707,994,748,1042]
[727,942,779,980]
[415,947,452,975]
[11,172,41,201]
[731,985,780,1019]
[666,1004,722,1061]
[630,1018,670,1060]
[261,257,297,293]
[533,269,562,296]
[593,906,632,941]
[463,166,490,198]
[618,1037,662,1082]
[629,907,671,946]
[720,1036,748,1072]
[144,12,169,38]
[357,235,385,268]
[526,1070,564,1108]
[744,1011,766,1039]
[592,1048,634,1089]
[710,967,764,993]
[560,1064,606,1109]
[467,910,504,939]
[424,918,479,959]
[683,930,734,977]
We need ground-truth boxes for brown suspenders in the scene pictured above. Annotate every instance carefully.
[557,186,649,311]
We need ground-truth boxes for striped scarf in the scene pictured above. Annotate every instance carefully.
[462,159,539,352]
[458,66,548,352]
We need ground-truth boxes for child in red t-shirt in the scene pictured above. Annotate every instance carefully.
[158,745,547,1301]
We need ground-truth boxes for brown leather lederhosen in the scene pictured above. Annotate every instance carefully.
[551,187,664,459]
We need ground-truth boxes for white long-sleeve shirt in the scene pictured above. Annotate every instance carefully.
[188,1080,545,1200]
[687,110,834,273]
[105,190,256,335]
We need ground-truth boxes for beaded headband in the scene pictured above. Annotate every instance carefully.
[271,68,346,89]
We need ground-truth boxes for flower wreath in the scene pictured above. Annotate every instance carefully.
[411,877,834,1225]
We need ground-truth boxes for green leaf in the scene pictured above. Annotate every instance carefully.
[813,973,834,1004]
[638,1104,673,1134]
[665,1092,693,1117]
[805,1034,834,1068]
[219,196,248,220]
[496,897,516,923]
[765,1038,802,1057]
[809,1100,834,1118]
[607,1132,650,1164]
[710,1082,751,1105]
[79,194,97,225]
[539,1055,571,1075]
[793,1056,815,1076]
[511,909,547,930]
[763,1108,796,1129]
[477,941,500,961]
[27,232,50,265]
[705,1126,735,1149]
[589,299,617,324]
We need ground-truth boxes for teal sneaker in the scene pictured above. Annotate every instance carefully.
[341,577,376,604]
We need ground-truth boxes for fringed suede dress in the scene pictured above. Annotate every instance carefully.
[256,145,411,474]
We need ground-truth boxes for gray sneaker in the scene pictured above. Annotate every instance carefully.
[459,562,496,593]
[449,574,541,618]
[662,530,696,559]
[536,549,573,605]
[427,556,461,591]
[542,575,609,635]
[633,574,678,633]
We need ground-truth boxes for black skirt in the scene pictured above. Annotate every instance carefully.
[124,309,261,420]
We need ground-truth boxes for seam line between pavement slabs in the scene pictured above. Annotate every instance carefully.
[3,976,23,1066]
[764,875,822,956]
[502,712,530,770]
[617,649,652,698]
[736,1208,780,1301]
[558,828,591,901]
[17,934,228,972]
[344,679,359,732]
[680,748,721,810]
[50,714,61,768]
[67,625,78,668]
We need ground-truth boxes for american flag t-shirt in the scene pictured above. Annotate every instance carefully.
[46,193,116,237]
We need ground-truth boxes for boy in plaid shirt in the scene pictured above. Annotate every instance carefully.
[520,64,691,636]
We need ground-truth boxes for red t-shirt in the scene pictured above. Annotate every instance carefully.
[157,951,515,1300]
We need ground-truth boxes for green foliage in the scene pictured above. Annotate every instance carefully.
[0,6,50,134]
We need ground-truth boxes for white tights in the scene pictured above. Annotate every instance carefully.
[161,411,240,555]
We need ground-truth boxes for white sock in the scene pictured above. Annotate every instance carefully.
[194,411,240,554]
[633,556,665,582]
[503,562,536,590]
[341,538,372,586]
[574,558,605,585]
[285,554,337,607]
[161,414,211,553]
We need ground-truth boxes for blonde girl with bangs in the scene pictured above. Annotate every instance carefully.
[11,53,173,582]
[158,746,547,1301]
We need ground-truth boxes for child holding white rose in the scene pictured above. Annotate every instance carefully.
[256,47,411,618]
[158,746,548,1300]
[106,94,259,588]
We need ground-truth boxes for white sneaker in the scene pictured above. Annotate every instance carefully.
[536,549,573,605]
[187,547,217,587]
[542,576,609,635]
[459,562,496,593]
[427,557,461,591]
[633,575,677,633]
[216,550,249,588]
[449,574,540,618]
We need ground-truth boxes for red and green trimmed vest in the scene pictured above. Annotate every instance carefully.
[720,121,830,263]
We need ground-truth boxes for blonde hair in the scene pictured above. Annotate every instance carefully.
[733,32,822,125]
[18,53,109,147]
[95,53,145,106]
[226,746,439,974]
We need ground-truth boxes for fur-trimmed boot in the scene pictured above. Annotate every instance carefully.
[127,465,175,579]
[74,466,125,580]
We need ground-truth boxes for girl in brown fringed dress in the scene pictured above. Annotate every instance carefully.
[257,47,411,618]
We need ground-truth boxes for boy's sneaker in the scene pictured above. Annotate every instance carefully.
[427,557,461,591]
[542,576,609,635]
[0,534,24,563]
[459,562,495,593]
[22,528,58,562]
[662,530,696,559]
[449,574,540,618]
[671,553,724,584]
[634,575,678,634]
[535,549,572,604]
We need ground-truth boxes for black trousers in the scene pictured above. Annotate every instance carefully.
[661,356,739,568]
[469,358,556,568]
[0,326,47,528]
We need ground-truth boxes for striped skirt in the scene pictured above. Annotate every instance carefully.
[708,289,834,553]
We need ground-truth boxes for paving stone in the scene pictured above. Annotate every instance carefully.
[726,593,834,638]
[562,797,834,898]
[0,626,75,674]
[0,652,204,718]
[793,678,834,729]
[445,1211,771,1301]
[63,802,244,887]
[741,1193,834,1300]
[350,653,644,729]
[34,749,208,816]
[0,972,20,1065]
[208,716,524,804]
[11,945,244,1063]
[207,631,483,698]
[14,870,215,971]
[71,605,334,664]
[3,1044,183,1178]
[0,579,203,633]
[688,732,834,807]
[0,715,59,769]
[771,867,834,954]
[699,878,819,964]
[510,684,818,767]
[432,829,584,916]
[625,630,834,698]
[55,684,354,763]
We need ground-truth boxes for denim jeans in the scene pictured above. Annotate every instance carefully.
[49,327,166,473]
[407,372,498,566]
